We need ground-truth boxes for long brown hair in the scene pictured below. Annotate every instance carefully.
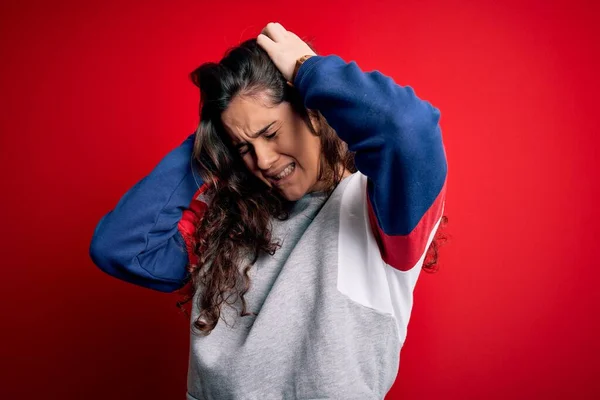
[176,38,448,334]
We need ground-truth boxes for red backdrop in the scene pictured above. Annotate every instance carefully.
[1,0,599,398]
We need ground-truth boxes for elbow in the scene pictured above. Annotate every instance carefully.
[89,224,190,293]
[89,237,187,293]
[89,214,113,268]
[89,227,122,277]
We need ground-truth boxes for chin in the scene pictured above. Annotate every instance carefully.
[279,186,308,202]
[280,191,303,202]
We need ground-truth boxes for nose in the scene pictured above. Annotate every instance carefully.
[254,142,279,171]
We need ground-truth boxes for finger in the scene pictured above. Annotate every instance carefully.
[261,22,287,42]
[256,33,275,54]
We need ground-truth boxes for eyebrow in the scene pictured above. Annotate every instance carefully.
[234,121,277,149]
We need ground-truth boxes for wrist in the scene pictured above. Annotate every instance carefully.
[287,55,314,87]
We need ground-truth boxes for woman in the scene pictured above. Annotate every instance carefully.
[90,22,448,400]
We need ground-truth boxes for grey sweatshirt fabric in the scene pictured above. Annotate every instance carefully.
[186,173,417,400]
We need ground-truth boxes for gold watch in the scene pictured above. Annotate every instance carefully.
[287,55,314,87]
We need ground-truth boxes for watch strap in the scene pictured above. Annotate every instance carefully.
[287,54,314,87]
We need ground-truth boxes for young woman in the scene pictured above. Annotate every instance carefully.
[90,22,448,400]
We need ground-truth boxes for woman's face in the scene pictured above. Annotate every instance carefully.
[221,91,322,201]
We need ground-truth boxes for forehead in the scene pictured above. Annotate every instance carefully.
[221,92,291,142]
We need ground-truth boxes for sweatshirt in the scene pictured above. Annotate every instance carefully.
[89,54,448,399]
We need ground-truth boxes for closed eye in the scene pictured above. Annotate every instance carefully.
[236,129,278,155]
[264,130,279,139]
[238,144,251,155]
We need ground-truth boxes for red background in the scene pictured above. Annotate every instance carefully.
[1,0,599,398]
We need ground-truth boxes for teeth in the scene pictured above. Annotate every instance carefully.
[274,164,295,180]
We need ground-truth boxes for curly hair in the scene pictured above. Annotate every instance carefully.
[176,38,448,334]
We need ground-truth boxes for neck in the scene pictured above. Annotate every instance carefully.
[309,164,353,194]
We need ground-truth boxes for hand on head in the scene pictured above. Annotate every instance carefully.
[257,22,317,82]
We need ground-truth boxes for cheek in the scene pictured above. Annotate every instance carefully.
[286,130,320,168]
[241,154,271,184]
[299,136,322,171]
[241,155,259,176]
[241,154,254,170]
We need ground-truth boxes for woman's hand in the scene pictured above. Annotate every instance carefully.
[257,22,316,82]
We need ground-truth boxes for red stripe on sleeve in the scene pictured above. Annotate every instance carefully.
[367,179,447,271]
[177,184,208,266]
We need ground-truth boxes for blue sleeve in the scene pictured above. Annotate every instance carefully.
[89,133,203,292]
[295,55,447,236]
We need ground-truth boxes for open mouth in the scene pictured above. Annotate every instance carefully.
[268,162,296,183]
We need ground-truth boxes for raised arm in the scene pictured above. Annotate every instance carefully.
[295,55,448,271]
[89,133,207,292]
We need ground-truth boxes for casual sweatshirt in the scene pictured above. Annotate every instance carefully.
[89,54,448,399]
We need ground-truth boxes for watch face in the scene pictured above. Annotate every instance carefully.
[300,55,312,63]
[296,55,311,71]
[291,55,313,86]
